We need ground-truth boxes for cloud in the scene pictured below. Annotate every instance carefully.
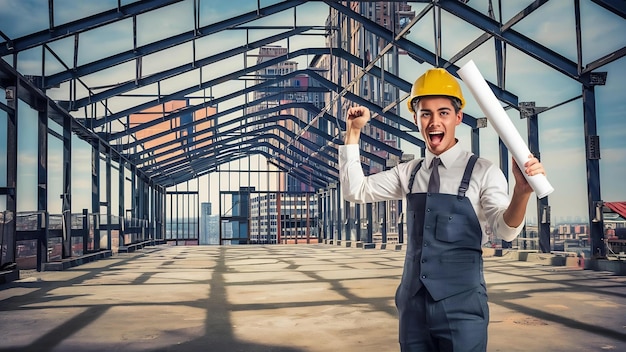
[0,0,48,38]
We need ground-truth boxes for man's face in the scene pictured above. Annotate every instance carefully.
[414,96,463,155]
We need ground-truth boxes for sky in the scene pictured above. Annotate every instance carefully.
[0,0,625,225]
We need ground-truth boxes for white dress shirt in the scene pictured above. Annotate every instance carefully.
[338,142,524,244]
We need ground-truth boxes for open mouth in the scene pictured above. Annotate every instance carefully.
[429,131,444,145]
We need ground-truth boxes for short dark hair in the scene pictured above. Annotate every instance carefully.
[412,96,462,114]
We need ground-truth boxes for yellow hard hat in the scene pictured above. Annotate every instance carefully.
[407,68,465,113]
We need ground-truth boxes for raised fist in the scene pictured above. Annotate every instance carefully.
[346,106,370,131]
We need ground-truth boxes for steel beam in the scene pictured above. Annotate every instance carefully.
[117,101,392,165]
[438,0,579,81]
[590,0,626,19]
[53,26,314,101]
[129,114,346,167]
[0,0,186,55]
[325,0,519,107]
[155,135,334,182]
[106,69,406,156]
[152,135,337,187]
[91,48,406,128]
[157,147,327,189]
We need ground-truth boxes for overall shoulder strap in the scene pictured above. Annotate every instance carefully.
[407,159,425,193]
[458,154,479,199]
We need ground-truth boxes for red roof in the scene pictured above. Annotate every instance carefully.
[605,202,626,219]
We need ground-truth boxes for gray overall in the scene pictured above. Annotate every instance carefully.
[395,155,489,352]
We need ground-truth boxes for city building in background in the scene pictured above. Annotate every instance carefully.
[130,100,216,166]
[249,192,319,244]
[200,202,220,245]
[319,1,416,242]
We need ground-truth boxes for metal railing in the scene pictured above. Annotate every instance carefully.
[11,210,152,270]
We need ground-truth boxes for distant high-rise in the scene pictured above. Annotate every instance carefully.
[252,45,323,193]
[320,2,416,240]
[251,45,298,115]
[199,202,226,245]
[323,2,415,166]
[201,202,212,216]
[249,192,319,244]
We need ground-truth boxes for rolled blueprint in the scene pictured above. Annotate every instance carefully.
[457,60,554,199]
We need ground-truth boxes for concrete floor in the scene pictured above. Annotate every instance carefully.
[0,244,625,352]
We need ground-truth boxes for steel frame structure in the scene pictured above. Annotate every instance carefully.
[1,0,625,274]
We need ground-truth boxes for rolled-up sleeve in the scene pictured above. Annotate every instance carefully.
[339,145,405,204]
[494,214,524,242]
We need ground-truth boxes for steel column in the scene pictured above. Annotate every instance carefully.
[366,203,373,244]
[325,190,330,242]
[336,184,342,242]
[3,87,17,268]
[344,200,351,242]
[119,159,125,246]
[329,186,335,243]
[398,200,404,244]
[471,127,480,156]
[37,107,48,270]
[355,203,361,243]
[306,195,311,244]
[526,110,551,253]
[381,201,387,243]
[159,186,166,240]
[319,191,325,241]
[82,209,89,253]
[153,183,157,241]
[105,147,112,250]
[582,84,605,258]
[131,164,137,225]
[91,142,101,251]
[145,180,152,239]
[62,111,72,258]
[138,178,145,232]
[499,138,513,249]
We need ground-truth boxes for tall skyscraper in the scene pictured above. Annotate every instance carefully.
[320,2,416,241]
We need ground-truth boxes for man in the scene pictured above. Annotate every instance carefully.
[339,68,545,351]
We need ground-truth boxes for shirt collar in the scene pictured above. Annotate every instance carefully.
[425,140,462,169]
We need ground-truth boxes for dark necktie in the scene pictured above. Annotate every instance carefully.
[428,157,441,193]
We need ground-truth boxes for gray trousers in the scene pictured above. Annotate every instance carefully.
[397,286,489,352]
